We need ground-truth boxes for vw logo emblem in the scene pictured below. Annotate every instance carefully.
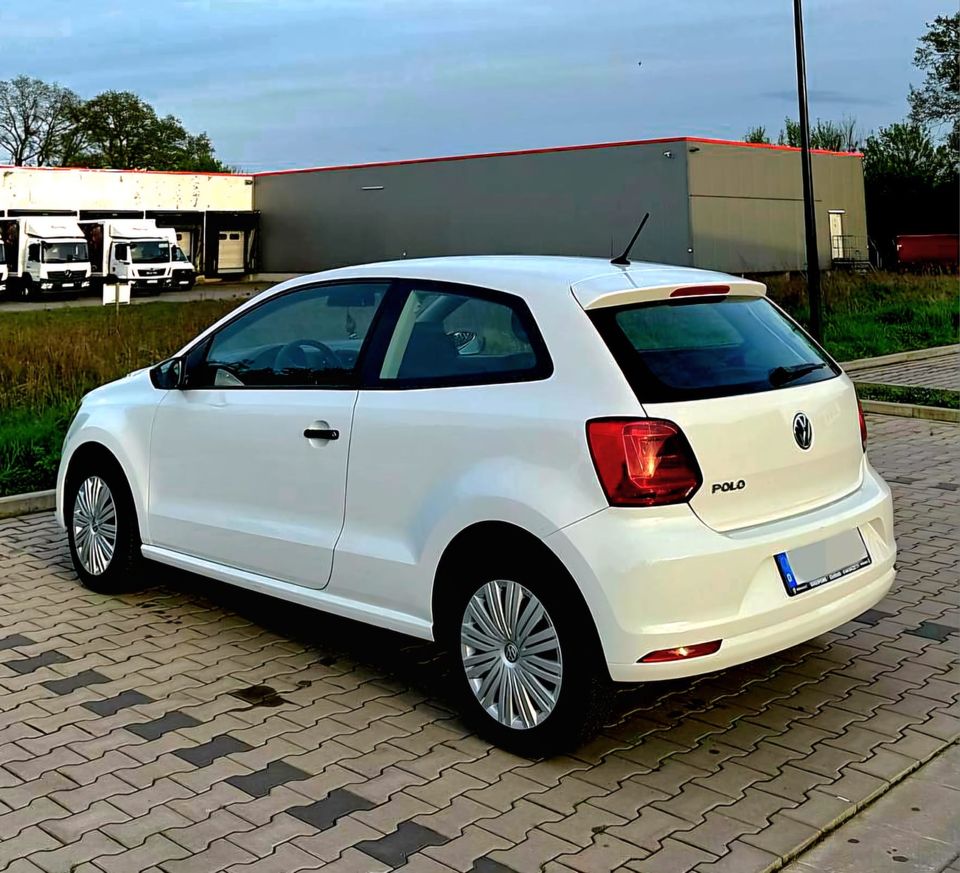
[64,270,72,278]
[503,642,519,663]
[793,412,813,450]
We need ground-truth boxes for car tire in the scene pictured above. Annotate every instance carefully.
[440,547,610,757]
[66,460,144,594]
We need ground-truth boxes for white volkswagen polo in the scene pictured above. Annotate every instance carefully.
[57,256,895,754]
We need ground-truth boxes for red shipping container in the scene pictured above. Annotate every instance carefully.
[895,234,959,267]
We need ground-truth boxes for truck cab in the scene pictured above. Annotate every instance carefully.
[160,228,196,290]
[81,219,174,292]
[0,218,92,299]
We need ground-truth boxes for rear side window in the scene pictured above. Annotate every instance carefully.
[590,296,839,402]
[377,282,551,386]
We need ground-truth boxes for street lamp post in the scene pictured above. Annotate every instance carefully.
[793,0,824,341]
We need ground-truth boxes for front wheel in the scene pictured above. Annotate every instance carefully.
[442,553,610,756]
[66,463,144,593]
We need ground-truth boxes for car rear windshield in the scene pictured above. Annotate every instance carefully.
[588,295,840,403]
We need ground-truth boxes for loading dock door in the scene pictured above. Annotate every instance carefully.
[176,231,194,260]
[218,231,245,273]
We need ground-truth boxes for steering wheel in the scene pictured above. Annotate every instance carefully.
[274,338,342,373]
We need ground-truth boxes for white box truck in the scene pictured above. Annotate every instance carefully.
[0,217,92,299]
[79,218,174,293]
[160,227,197,291]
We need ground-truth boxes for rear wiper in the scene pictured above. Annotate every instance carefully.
[769,362,828,387]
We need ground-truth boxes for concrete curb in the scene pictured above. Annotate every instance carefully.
[842,343,958,372]
[0,489,56,519]
[861,399,960,423]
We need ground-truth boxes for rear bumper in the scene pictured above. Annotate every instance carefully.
[546,458,896,682]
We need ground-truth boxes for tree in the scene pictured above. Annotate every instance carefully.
[777,117,860,152]
[908,15,959,133]
[743,126,771,144]
[862,122,951,186]
[0,75,82,166]
[76,91,229,172]
[861,122,957,262]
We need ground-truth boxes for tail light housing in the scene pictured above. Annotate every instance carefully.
[857,397,867,450]
[587,418,702,506]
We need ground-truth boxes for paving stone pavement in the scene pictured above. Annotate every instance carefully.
[849,348,959,392]
[783,745,959,873]
[0,414,955,873]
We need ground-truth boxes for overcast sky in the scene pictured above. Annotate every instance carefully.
[1,0,945,171]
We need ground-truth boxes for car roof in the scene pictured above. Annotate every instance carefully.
[294,256,764,310]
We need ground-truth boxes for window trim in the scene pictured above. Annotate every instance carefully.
[359,278,554,390]
[181,277,398,391]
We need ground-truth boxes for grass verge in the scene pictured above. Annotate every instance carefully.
[0,299,243,497]
[856,382,960,410]
[763,271,957,362]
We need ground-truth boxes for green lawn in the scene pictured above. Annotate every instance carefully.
[0,272,956,497]
[763,271,957,362]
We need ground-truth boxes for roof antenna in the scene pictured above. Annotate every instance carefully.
[610,212,650,266]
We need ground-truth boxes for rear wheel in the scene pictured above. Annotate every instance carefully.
[441,548,609,756]
[66,461,144,593]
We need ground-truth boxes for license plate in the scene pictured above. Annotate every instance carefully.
[63,283,74,288]
[775,528,871,597]
[147,279,158,284]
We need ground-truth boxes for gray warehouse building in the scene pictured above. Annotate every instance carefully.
[254,136,867,276]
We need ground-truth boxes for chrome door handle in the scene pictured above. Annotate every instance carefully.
[304,427,339,440]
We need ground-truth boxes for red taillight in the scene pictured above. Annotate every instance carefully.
[669,284,730,297]
[857,397,867,450]
[640,640,722,663]
[586,418,702,506]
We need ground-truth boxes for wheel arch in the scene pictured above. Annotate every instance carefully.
[430,520,607,666]
[60,439,144,534]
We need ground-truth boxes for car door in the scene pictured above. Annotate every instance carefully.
[148,280,391,589]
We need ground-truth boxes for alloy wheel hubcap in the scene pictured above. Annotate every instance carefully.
[72,476,117,576]
[460,579,563,730]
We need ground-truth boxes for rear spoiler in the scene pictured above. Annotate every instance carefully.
[572,273,766,310]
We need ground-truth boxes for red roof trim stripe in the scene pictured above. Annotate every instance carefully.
[253,135,863,177]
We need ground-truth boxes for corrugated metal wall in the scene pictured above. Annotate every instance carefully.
[254,142,693,273]
[687,144,867,272]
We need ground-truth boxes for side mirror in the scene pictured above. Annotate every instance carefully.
[150,357,184,390]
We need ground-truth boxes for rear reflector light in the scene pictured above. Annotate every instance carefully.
[586,418,702,506]
[669,284,730,297]
[640,640,722,663]
[857,397,867,451]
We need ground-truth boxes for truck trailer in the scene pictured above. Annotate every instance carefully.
[79,218,174,292]
[0,217,92,299]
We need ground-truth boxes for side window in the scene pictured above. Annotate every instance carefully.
[193,282,388,388]
[379,284,548,385]
[27,243,41,261]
